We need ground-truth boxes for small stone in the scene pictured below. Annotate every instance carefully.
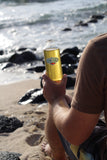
[0,151,21,160]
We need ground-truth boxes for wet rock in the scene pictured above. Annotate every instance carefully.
[1,62,15,70]
[61,53,78,64]
[0,115,23,133]
[75,21,88,27]
[88,18,98,23]
[66,75,76,88]
[17,47,28,51]
[0,50,4,55]
[62,64,74,75]
[91,14,104,20]
[88,14,105,23]
[71,63,78,69]
[27,65,45,73]
[18,88,46,105]
[9,51,37,64]
[61,47,80,56]
[0,151,21,160]
[62,28,72,31]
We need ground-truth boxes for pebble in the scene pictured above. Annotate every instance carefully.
[0,151,21,160]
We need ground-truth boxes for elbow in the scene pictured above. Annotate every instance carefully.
[62,125,90,146]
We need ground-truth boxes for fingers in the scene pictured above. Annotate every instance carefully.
[42,74,53,88]
[42,74,67,86]
[42,74,52,83]
[42,74,67,104]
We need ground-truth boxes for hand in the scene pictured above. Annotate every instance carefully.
[42,74,67,105]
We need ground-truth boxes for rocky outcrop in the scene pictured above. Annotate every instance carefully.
[27,64,45,73]
[75,14,105,27]
[9,51,37,64]
[18,88,46,105]
[0,115,23,133]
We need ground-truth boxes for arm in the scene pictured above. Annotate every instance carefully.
[52,98,100,145]
[43,74,100,145]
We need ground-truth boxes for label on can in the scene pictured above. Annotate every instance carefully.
[46,57,59,65]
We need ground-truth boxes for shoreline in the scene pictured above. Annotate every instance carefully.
[0,69,41,86]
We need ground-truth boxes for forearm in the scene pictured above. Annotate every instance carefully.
[43,74,100,145]
[49,98,73,140]
[49,97,100,146]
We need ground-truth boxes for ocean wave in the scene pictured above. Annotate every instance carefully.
[0,0,59,5]
[78,3,107,13]
[0,54,11,63]
[27,14,52,25]
[0,13,52,29]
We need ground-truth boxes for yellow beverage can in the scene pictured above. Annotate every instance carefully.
[44,48,63,82]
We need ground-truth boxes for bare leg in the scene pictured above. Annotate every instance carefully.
[44,105,67,160]
[42,95,72,160]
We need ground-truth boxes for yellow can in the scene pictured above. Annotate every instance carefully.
[44,48,63,82]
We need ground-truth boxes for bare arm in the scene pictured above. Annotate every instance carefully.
[43,74,100,145]
[52,98,100,145]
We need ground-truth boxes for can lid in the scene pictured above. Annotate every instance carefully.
[44,48,59,51]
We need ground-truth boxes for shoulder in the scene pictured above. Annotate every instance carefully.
[89,33,107,52]
[81,33,107,63]
[91,33,107,46]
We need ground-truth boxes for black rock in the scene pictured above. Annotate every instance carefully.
[9,51,36,64]
[27,65,45,73]
[17,47,28,51]
[0,115,23,133]
[62,64,74,75]
[66,75,76,88]
[1,62,15,70]
[62,28,72,31]
[0,151,21,160]
[87,14,104,23]
[61,47,80,64]
[61,47,80,56]
[61,53,78,64]
[75,21,88,27]
[0,50,4,55]
[18,88,46,105]
[91,14,104,19]
[88,18,98,23]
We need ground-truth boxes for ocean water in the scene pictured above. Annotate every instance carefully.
[0,0,107,84]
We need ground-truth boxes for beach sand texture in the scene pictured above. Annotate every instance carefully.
[0,79,73,160]
[0,79,49,160]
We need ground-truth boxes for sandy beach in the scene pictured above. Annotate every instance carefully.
[0,79,48,160]
[0,78,73,160]
[0,0,106,159]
